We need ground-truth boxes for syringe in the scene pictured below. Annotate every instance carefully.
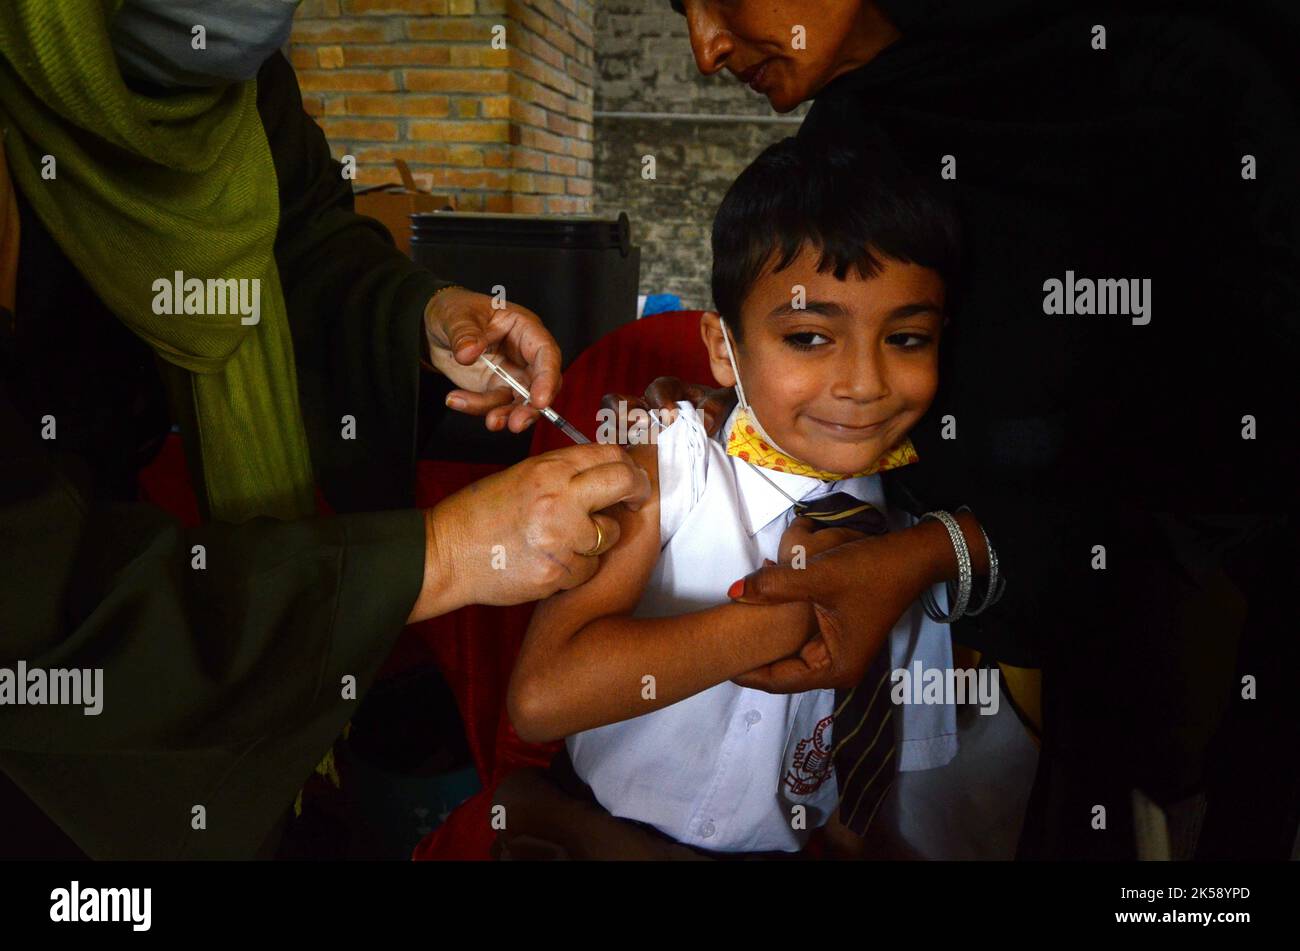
[476,352,590,444]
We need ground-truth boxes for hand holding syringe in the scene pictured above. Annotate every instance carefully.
[477,353,591,445]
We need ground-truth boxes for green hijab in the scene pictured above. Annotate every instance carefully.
[0,0,315,522]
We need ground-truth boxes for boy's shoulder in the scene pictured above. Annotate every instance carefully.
[651,400,726,474]
[659,399,726,447]
[611,400,715,513]
[625,440,660,498]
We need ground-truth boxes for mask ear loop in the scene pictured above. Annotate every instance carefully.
[721,314,795,457]
[718,316,807,508]
[719,317,749,410]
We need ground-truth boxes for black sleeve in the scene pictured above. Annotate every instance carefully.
[911,13,1300,668]
[258,51,454,513]
[0,387,426,858]
[0,53,459,860]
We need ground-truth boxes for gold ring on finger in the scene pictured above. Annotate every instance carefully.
[578,519,604,558]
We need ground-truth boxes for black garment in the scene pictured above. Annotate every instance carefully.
[0,52,453,859]
[803,1,1300,856]
[1194,516,1300,859]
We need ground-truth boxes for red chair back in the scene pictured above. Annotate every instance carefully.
[530,309,713,453]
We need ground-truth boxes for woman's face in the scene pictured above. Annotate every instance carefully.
[678,1,900,112]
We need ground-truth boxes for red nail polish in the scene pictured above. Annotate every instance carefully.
[727,579,744,599]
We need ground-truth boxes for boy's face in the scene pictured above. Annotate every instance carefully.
[702,245,944,476]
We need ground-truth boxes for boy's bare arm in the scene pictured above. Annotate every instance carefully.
[509,442,814,743]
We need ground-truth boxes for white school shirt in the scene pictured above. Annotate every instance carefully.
[567,402,957,853]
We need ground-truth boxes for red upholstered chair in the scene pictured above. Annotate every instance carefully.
[410,309,714,860]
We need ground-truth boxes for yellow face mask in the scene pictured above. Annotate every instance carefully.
[725,403,919,480]
[718,317,919,482]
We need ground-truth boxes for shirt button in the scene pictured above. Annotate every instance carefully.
[699,820,716,839]
[743,709,762,727]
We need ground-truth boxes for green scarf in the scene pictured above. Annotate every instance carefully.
[0,0,315,522]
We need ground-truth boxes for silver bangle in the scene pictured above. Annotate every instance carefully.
[920,511,972,623]
[956,506,1006,616]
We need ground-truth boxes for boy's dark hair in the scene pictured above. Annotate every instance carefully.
[669,0,684,13]
[711,136,962,340]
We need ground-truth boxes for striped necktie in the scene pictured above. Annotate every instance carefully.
[794,491,897,836]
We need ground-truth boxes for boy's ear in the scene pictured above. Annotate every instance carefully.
[699,311,736,388]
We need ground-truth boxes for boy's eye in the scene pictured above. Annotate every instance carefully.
[784,332,831,350]
[887,332,933,350]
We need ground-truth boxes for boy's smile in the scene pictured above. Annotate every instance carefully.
[703,245,945,476]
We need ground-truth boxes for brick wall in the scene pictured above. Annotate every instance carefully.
[289,0,594,214]
[288,0,807,306]
[593,1,806,310]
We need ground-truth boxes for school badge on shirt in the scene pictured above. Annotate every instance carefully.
[784,714,836,796]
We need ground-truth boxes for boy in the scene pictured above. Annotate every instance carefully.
[506,136,963,856]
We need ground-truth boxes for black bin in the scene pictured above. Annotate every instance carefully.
[412,211,640,465]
